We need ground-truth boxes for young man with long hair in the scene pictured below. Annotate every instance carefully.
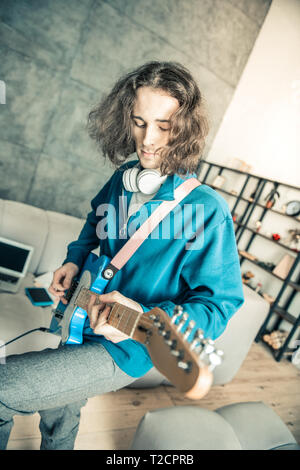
[0,62,244,450]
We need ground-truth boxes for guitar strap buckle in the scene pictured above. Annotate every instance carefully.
[102,264,119,280]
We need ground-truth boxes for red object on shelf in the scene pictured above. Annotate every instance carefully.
[272,233,281,241]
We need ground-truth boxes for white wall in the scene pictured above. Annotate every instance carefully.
[207,0,300,188]
[205,0,300,340]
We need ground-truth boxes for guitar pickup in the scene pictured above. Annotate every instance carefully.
[64,279,79,303]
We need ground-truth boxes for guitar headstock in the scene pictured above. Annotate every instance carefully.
[133,305,223,400]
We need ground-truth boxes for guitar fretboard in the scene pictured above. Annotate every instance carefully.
[75,287,142,337]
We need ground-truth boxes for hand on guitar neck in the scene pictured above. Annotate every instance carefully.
[86,290,144,343]
[75,291,224,400]
[49,261,143,343]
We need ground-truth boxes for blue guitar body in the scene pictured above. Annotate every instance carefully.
[50,253,111,345]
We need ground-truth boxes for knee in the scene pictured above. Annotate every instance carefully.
[0,399,15,422]
[0,395,34,421]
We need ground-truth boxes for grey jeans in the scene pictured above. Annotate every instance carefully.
[0,340,137,450]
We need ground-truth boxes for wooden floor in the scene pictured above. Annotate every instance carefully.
[6,341,300,450]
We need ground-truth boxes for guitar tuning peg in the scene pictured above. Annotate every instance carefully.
[160,329,170,339]
[149,313,163,328]
[165,337,177,348]
[208,349,224,371]
[171,305,183,324]
[177,360,192,372]
[194,337,214,357]
[190,328,204,350]
[176,312,189,332]
[174,305,183,314]
[183,320,196,340]
[154,319,162,328]
[170,349,184,360]
[202,338,215,354]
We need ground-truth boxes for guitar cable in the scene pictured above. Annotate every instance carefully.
[0,327,52,349]
[0,282,77,351]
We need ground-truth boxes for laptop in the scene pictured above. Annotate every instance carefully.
[0,236,34,293]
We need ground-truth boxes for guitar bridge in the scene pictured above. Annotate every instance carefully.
[53,309,64,320]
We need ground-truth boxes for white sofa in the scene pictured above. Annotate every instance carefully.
[0,198,270,386]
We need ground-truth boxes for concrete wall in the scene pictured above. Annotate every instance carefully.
[0,0,271,217]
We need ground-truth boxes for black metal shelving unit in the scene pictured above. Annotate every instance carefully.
[198,160,300,362]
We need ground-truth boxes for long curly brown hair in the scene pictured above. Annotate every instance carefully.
[87,61,209,175]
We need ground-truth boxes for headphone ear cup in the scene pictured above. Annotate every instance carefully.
[122,167,140,192]
[123,166,167,194]
[137,169,164,195]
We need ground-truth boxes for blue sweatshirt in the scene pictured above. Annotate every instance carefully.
[63,160,244,377]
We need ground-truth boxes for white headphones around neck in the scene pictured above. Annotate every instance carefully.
[122,165,167,195]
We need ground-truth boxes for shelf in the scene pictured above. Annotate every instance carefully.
[235,222,299,254]
[203,161,300,190]
[208,184,300,223]
[203,161,300,362]
[242,282,275,304]
[289,281,300,293]
[208,185,252,203]
[202,161,261,178]
[238,250,299,291]
[270,206,300,222]
[273,306,297,325]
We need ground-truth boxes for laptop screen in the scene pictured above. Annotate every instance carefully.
[0,237,33,276]
[0,242,30,272]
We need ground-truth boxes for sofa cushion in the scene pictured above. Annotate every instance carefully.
[0,199,87,275]
[216,401,297,450]
[130,405,242,450]
[36,209,85,275]
[212,284,269,385]
[0,199,48,273]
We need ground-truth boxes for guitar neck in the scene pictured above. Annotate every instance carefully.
[108,303,142,337]
[75,288,143,338]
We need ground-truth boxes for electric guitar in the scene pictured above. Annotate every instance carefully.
[50,253,223,400]
[50,252,112,345]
